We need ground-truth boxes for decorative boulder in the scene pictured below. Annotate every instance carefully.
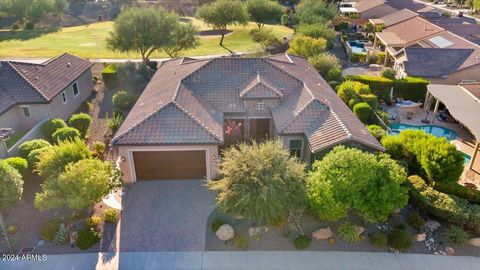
[356,226,365,235]
[215,224,234,241]
[445,246,454,256]
[425,220,441,230]
[312,227,333,240]
[470,238,480,247]
[248,226,268,238]
[415,233,426,242]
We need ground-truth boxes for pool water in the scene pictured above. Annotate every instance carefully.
[347,40,367,54]
[390,123,472,164]
[390,123,458,140]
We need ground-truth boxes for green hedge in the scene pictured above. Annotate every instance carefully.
[344,75,429,102]
[406,175,480,234]
[434,181,480,205]
[101,64,119,89]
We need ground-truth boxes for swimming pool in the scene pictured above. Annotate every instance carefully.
[390,123,458,140]
[346,40,367,54]
[390,123,472,164]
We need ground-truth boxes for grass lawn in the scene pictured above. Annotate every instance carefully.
[5,130,27,149]
[0,18,293,59]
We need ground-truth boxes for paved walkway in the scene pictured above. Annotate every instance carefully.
[1,251,479,270]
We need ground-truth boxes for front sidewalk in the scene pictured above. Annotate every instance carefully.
[1,251,479,270]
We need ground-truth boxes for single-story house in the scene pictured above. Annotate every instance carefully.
[111,54,384,183]
[339,0,397,19]
[369,8,419,28]
[394,31,480,84]
[0,53,94,134]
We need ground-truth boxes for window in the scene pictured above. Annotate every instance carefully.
[257,101,265,110]
[21,106,30,117]
[61,91,67,103]
[289,139,302,158]
[72,82,79,96]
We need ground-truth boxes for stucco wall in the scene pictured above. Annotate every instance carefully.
[117,145,220,184]
[0,69,93,132]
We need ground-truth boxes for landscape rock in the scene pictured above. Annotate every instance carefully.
[445,246,455,256]
[425,220,441,230]
[356,226,365,235]
[215,224,235,241]
[312,227,333,240]
[415,233,426,242]
[470,238,480,247]
[248,226,268,238]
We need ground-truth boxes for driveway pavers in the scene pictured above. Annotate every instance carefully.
[118,180,215,251]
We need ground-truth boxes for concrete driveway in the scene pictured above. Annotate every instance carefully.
[119,180,216,252]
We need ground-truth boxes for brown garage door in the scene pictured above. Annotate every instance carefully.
[133,150,206,180]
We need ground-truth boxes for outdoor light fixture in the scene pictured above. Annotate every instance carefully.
[212,154,217,160]
[121,156,126,162]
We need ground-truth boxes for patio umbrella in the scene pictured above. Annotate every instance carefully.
[389,87,394,101]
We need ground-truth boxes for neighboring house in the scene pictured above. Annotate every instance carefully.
[339,0,397,20]
[394,31,480,84]
[112,54,384,183]
[0,53,94,134]
[0,128,14,158]
[369,8,419,28]
[374,16,445,64]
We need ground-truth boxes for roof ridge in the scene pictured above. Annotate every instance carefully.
[172,101,222,143]
[6,62,48,101]
[280,98,321,134]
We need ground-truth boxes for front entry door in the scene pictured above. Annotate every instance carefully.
[249,119,270,142]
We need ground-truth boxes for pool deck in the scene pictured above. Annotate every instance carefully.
[386,106,480,185]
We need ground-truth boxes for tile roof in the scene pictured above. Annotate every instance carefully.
[355,0,385,13]
[0,53,93,114]
[403,48,475,77]
[373,8,419,27]
[378,16,445,46]
[112,54,383,152]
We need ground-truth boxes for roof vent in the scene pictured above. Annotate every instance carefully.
[66,62,71,67]
[35,76,39,80]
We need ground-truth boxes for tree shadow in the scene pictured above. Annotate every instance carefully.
[0,27,60,42]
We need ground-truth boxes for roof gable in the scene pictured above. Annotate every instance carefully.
[239,75,283,99]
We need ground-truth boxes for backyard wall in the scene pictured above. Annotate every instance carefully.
[7,117,48,157]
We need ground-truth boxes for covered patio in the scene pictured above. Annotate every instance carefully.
[425,83,480,172]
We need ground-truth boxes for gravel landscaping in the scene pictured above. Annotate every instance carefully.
[205,206,480,257]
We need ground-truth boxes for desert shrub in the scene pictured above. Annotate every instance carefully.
[27,146,52,167]
[353,102,371,123]
[35,138,91,179]
[210,218,225,232]
[52,223,68,245]
[406,212,425,230]
[40,118,67,142]
[287,35,327,58]
[308,53,341,79]
[337,223,363,243]
[52,127,81,142]
[367,125,386,141]
[348,98,359,109]
[234,235,248,249]
[76,228,101,250]
[382,130,464,183]
[18,139,51,158]
[101,64,119,89]
[307,146,408,222]
[112,90,136,113]
[103,209,119,223]
[406,175,480,234]
[336,80,370,104]
[68,113,92,138]
[40,219,61,241]
[359,93,377,109]
[293,235,311,250]
[4,157,28,174]
[92,141,106,158]
[326,68,342,82]
[24,21,34,30]
[281,14,289,25]
[382,68,396,79]
[297,23,336,46]
[387,226,411,250]
[443,226,470,245]
[208,141,306,223]
[350,53,367,63]
[85,216,102,230]
[369,232,387,247]
[434,181,480,204]
[107,112,124,134]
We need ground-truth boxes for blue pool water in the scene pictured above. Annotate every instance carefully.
[347,40,367,54]
[390,123,471,164]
